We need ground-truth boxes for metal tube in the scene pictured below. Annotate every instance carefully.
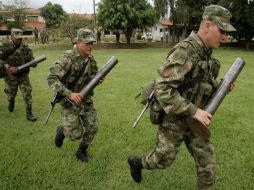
[79,56,118,97]
[205,57,245,115]
[186,57,245,139]
[16,55,46,73]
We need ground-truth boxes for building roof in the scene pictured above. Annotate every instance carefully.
[160,19,173,26]
[24,8,42,15]
[69,13,95,20]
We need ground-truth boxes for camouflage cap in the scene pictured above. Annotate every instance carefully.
[11,28,23,38]
[202,5,236,32]
[77,28,96,43]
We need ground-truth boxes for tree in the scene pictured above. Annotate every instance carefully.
[40,2,68,29]
[58,14,94,44]
[153,0,169,18]
[0,0,27,30]
[219,0,254,50]
[97,0,157,43]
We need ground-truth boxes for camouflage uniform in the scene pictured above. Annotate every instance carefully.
[47,43,98,146]
[33,27,39,44]
[0,60,5,79]
[143,31,219,189]
[130,5,236,190]
[0,29,35,114]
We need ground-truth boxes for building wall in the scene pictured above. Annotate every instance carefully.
[151,23,169,41]
[0,9,46,40]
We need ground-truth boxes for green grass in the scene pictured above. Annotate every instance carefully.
[0,42,254,190]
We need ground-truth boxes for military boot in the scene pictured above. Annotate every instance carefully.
[55,126,65,148]
[26,105,37,121]
[128,156,143,183]
[8,99,15,112]
[76,143,91,162]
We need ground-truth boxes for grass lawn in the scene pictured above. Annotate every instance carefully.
[0,41,253,190]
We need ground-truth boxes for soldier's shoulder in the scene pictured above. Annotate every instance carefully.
[89,55,96,61]
[167,45,188,65]
[56,49,74,66]
[63,49,75,58]
[1,40,12,47]
[178,40,199,57]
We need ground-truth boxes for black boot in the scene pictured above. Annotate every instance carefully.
[55,126,65,148]
[8,99,15,112]
[128,156,143,183]
[76,143,91,162]
[26,105,37,121]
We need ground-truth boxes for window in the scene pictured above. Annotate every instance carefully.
[0,30,11,36]
[23,30,33,36]
[27,16,39,22]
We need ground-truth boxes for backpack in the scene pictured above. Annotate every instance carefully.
[137,80,164,125]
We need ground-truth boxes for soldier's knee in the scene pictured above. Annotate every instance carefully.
[63,124,83,141]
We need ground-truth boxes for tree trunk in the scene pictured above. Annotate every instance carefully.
[170,27,176,43]
[124,28,133,44]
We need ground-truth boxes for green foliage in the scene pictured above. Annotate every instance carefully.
[0,43,253,189]
[154,0,254,49]
[153,0,168,18]
[174,0,211,26]
[0,0,27,29]
[57,14,94,44]
[97,0,156,43]
[219,0,254,49]
[40,2,68,29]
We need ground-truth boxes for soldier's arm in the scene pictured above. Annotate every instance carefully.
[47,55,72,97]
[155,48,197,117]
[89,56,100,83]
[25,45,36,67]
[0,42,17,74]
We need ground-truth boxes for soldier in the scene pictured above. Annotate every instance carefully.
[47,28,99,162]
[128,5,236,189]
[44,29,49,43]
[96,29,101,43]
[0,28,37,121]
[40,29,45,44]
[33,27,39,44]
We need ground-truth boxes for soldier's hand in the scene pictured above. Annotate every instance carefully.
[68,93,82,107]
[229,83,235,92]
[7,67,17,74]
[99,77,105,84]
[32,63,37,68]
[193,108,212,127]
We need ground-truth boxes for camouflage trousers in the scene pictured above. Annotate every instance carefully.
[4,74,32,106]
[142,116,215,190]
[60,100,98,146]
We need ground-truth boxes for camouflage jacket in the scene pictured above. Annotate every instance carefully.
[0,40,34,75]
[155,31,220,117]
[47,45,98,103]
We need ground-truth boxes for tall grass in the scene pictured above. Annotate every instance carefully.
[0,42,253,190]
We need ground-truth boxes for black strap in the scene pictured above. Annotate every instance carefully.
[178,71,204,94]
[66,60,88,91]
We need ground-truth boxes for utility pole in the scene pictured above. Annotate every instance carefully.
[93,0,96,32]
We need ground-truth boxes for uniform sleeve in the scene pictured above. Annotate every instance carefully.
[47,55,72,97]
[155,47,197,116]
[26,46,34,62]
[90,56,98,76]
[0,42,7,63]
